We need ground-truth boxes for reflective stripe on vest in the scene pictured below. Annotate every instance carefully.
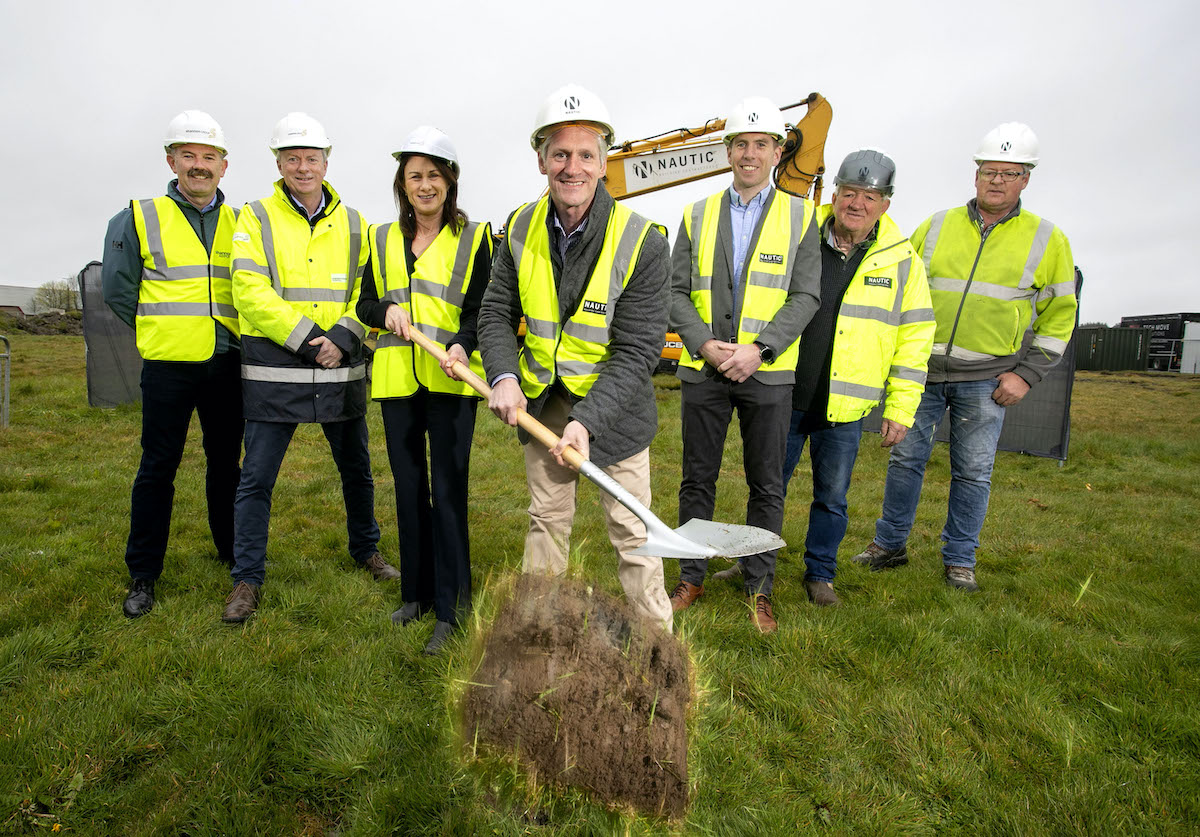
[508,197,656,398]
[370,220,490,398]
[132,197,238,361]
[678,190,813,379]
[921,206,1067,360]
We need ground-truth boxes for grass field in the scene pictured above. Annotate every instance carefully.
[1,334,1198,835]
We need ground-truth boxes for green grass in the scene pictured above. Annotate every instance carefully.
[1,335,1198,834]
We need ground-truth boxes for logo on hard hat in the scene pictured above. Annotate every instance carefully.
[1000,141,1012,151]
[747,112,759,124]
[564,96,580,112]
[858,166,871,179]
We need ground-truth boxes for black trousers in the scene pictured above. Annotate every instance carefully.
[125,354,244,580]
[677,376,792,597]
[381,390,478,625]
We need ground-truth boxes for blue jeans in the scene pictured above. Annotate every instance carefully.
[782,411,863,583]
[874,379,1006,569]
[232,418,380,586]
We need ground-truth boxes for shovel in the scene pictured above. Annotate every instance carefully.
[404,328,786,560]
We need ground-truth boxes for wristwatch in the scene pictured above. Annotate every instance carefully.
[754,341,775,363]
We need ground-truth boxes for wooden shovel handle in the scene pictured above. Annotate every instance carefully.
[404,328,586,469]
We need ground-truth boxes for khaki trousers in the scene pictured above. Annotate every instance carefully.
[522,389,673,632]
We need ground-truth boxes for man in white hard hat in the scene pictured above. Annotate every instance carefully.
[222,112,398,623]
[770,149,935,608]
[478,84,674,632]
[851,123,1076,592]
[103,110,244,619]
[667,96,821,634]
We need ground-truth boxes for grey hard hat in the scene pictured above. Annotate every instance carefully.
[834,148,896,196]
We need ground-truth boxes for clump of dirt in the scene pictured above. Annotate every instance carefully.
[462,574,690,819]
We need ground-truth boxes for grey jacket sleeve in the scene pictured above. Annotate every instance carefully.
[668,217,716,357]
[569,227,669,441]
[753,210,821,357]
[477,211,524,384]
[101,207,143,329]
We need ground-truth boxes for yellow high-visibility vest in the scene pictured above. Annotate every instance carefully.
[506,196,660,398]
[677,189,814,380]
[131,196,238,361]
[369,220,492,398]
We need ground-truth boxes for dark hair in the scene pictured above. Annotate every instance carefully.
[394,154,468,238]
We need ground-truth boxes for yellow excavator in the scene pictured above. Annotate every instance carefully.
[601,93,834,371]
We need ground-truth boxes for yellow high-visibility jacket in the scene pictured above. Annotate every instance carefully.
[815,205,936,426]
[914,202,1076,384]
[231,179,369,423]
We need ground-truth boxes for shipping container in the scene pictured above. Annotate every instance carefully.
[1075,327,1150,371]
[1118,312,1200,370]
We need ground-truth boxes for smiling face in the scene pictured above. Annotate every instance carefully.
[276,147,328,202]
[726,132,782,196]
[831,184,890,243]
[538,125,607,216]
[166,143,227,208]
[402,154,448,222]
[974,161,1029,218]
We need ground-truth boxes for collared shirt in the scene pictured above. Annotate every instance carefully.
[551,210,589,262]
[287,188,327,222]
[728,184,772,293]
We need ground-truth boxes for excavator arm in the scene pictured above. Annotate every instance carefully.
[604,93,833,203]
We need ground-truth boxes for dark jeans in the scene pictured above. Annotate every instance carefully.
[381,392,477,626]
[677,376,791,597]
[782,411,864,583]
[231,417,380,586]
[125,354,244,581]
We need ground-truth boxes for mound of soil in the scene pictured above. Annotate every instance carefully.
[0,311,83,335]
[462,575,690,818]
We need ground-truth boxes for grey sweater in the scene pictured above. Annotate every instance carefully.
[478,183,669,468]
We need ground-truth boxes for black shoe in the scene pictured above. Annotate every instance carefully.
[123,578,155,619]
[424,621,456,655]
[391,601,432,626]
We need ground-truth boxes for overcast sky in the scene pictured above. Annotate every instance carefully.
[3,0,1195,325]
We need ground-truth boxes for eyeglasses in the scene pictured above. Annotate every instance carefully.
[977,168,1025,183]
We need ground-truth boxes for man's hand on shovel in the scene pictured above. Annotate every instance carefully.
[551,420,589,469]
[440,344,470,380]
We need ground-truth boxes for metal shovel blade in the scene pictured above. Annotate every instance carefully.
[580,462,785,560]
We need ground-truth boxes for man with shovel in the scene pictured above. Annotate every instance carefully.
[478,84,674,632]
[668,97,821,633]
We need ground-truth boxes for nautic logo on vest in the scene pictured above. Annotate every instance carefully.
[864,276,892,288]
[758,253,783,264]
[581,300,607,315]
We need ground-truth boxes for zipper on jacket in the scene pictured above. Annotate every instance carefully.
[942,223,990,358]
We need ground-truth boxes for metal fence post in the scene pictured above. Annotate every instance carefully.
[0,335,10,429]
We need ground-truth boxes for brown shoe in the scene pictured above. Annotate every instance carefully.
[222,581,260,623]
[805,579,841,607]
[363,552,401,581]
[748,594,777,634]
[711,562,743,582]
[669,580,704,612]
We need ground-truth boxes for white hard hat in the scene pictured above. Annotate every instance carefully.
[163,110,227,154]
[393,125,459,175]
[974,122,1039,168]
[723,97,787,144]
[530,84,615,151]
[269,112,333,156]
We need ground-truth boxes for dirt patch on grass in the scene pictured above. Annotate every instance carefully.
[0,311,83,335]
[462,574,690,819]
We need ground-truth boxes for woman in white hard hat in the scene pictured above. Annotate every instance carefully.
[357,126,493,655]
